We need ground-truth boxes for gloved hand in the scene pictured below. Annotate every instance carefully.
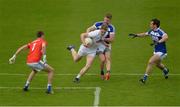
[9,55,16,64]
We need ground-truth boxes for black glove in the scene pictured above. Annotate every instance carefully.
[128,33,138,38]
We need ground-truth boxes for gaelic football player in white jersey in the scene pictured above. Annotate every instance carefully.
[67,24,108,83]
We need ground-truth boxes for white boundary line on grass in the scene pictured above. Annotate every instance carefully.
[0,86,101,107]
[94,87,101,107]
[0,73,179,106]
[0,73,180,76]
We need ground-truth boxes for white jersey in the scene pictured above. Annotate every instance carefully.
[87,30,108,48]
[77,30,108,57]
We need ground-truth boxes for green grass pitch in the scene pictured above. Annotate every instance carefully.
[0,0,180,106]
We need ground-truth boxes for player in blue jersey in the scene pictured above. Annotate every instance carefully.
[129,18,169,84]
[86,13,115,80]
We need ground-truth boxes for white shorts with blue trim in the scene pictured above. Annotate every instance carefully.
[96,43,112,54]
[153,52,167,60]
[78,45,97,57]
[96,43,106,54]
[27,60,46,72]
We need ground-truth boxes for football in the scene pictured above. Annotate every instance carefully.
[85,37,93,46]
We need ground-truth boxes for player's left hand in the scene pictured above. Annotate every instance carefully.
[83,44,91,48]
[9,55,16,64]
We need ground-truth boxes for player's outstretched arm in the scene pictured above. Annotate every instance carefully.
[129,32,147,38]
[9,44,28,64]
[137,33,148,37]
[14,44,28,56]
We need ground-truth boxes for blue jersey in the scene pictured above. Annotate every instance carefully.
[94,21,115,38]
[146,28,167,53]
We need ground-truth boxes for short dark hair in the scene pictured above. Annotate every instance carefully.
[105,13,112,20]
[151,18,160,27]
[100,23,108,31]
[37,31,44,38]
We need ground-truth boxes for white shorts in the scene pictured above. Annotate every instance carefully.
[154,52,167,60]
[78,45,97,57]
[27,60,46,72]
[97,43,106,54]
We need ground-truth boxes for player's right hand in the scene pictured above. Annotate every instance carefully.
[9,55,16,64]
[83,42,90,48]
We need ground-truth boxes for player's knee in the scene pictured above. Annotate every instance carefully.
[156,62,162,67]
[74,58,79,62]
[148,60,155,65]
[74,56,81,62]
[48,67,54,73]
[100,57,106,63]
[51,68,54,72]
[101,60,105,65]
[106,55,111,61]
[106,57,111,63]
[33,70,38,73]
[156,64,160,68]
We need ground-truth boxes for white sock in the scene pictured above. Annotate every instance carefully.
[76,74,81,79]
[163,67,167,71]
[144,73,149,76]
[25,81,30,86]
[47,84,51,87]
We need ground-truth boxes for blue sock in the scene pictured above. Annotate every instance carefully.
[143,74,148,81]
[47,84,52,91]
